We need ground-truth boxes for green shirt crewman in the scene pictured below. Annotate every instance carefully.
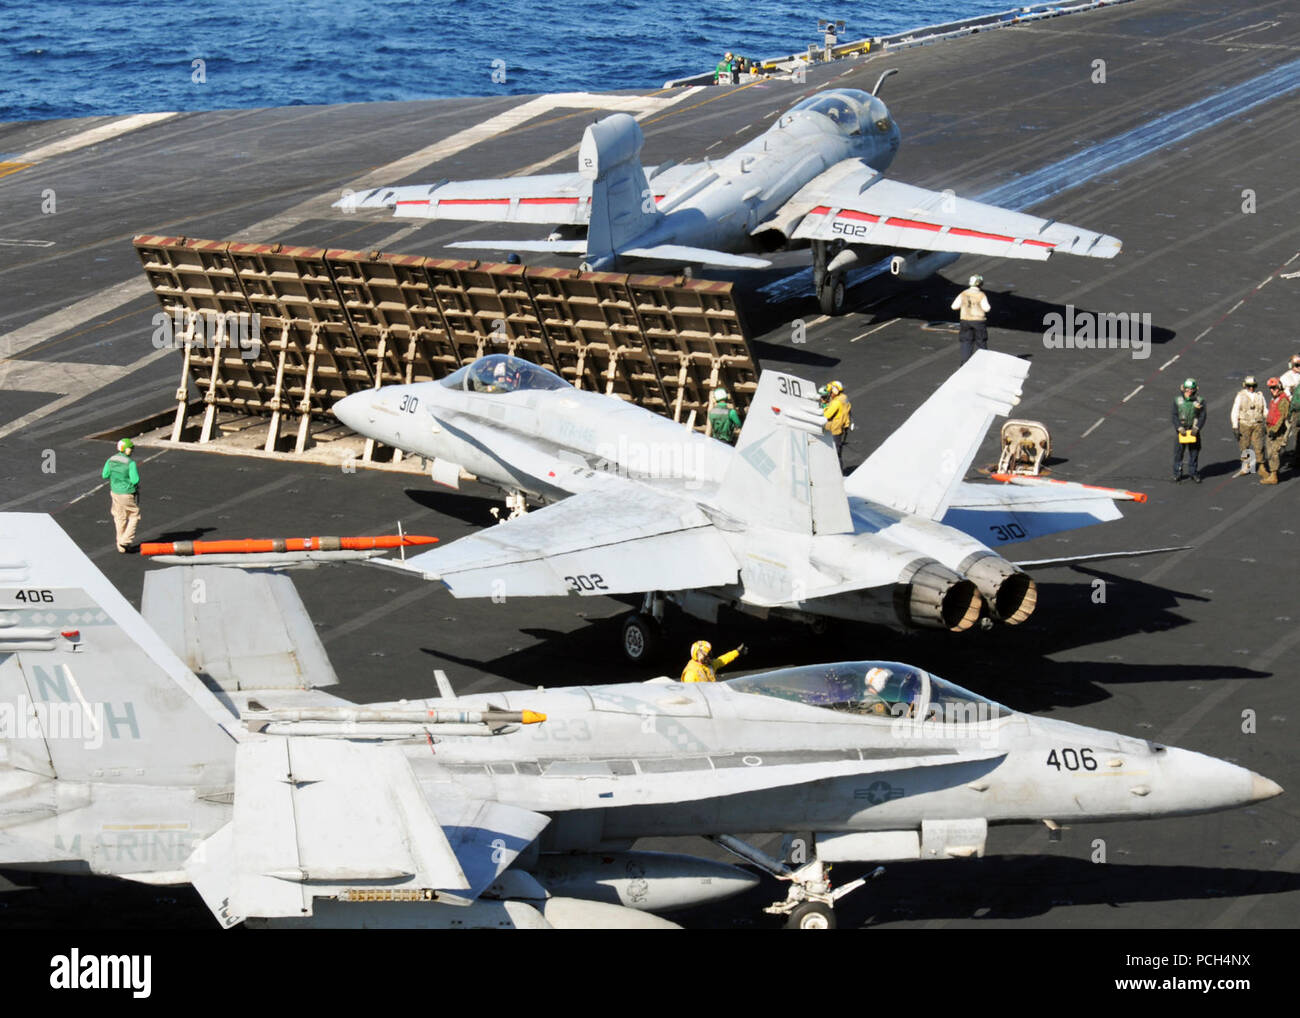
[102,438,142,552]
[708,387,743,445]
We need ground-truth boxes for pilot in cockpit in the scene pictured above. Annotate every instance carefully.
[864,665,921,717]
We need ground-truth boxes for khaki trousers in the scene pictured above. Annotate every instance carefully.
[110,491,140,550]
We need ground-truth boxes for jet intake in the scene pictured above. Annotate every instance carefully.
[959,552,1038,625]
[895,559,982,632]
[889,250,960,281]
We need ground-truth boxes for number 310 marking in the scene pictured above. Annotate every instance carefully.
[989,522,1027,542]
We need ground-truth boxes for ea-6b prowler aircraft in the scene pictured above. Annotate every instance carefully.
[333,350,1146,662]
[334,80,1121,314]
[0,515,1281,929]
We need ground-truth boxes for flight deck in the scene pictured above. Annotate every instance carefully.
[1,0,1298,931]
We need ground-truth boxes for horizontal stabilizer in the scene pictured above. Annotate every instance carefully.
[446,239,589,254]
[621,245,772,268]
[940,478,1129,545]
[143,566,339,691]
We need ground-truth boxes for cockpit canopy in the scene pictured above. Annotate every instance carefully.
[440,354,572,394]
[726,660,1007,723]
[785,88,893,137]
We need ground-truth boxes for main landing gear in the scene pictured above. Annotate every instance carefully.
[812,239,847,316]
[621,592,666,664]
[710,834,884,930]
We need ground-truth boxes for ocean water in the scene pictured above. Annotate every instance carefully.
[1,0,1022,122]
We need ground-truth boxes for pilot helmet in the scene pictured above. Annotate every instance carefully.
[865,667,891,694]
[691,640,712,662]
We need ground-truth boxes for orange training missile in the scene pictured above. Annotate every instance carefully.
[139,534,439,556]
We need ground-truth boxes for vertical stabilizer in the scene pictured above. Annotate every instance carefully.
[579,114,660,266]
[709,370,853,535]
[0,514,237,786]
[845,350,1030,519]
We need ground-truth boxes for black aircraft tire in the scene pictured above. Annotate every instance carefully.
[818,274,846,316]
[786,901,836,930]
[621,612,661,664]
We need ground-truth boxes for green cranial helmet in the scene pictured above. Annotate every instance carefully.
[1182,378,1197,391]
[117,438,134,453]
[713,386,728,404]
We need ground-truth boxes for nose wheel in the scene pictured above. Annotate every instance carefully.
[710,834,884,930]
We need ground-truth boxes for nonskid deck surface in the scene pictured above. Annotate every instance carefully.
[0,0,1297,929]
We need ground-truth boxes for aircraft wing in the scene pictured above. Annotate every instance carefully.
[186,738,549,924]
[786,160,1121,260]
[374,486,739,597]
[335,173,593,226]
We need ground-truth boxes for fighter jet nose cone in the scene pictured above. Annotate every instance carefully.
[1249,773,1283,803]
[333,391,369,429]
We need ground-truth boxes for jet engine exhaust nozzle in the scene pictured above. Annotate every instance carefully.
[960,552,1038,625]
[896,559,982,632]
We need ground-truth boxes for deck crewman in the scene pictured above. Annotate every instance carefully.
[102,438,141,552]
[952,275,991,364]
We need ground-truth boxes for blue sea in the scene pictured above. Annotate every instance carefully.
[0,1,1024,123]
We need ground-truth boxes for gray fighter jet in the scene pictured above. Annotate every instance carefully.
[333,350,1146,662]
[0,514,1280,929]
[335,80,1120,314]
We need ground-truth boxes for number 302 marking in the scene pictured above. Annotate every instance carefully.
[564,573,608,592]
[988,522,1027,542]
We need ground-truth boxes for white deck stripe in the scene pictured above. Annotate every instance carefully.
[16,112,178,163]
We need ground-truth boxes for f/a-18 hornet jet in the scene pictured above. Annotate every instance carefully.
[334,350,1145,662]
[335,79,1120,314]
[0,515,1280,929]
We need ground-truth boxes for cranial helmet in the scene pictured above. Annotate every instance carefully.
[969,275,983,287]
[691,640,712,662]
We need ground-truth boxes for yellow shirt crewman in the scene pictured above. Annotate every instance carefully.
[681,640,747,683]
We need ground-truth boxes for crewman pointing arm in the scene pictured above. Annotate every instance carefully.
[680,640,747,683]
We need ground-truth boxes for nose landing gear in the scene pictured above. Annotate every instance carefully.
[710,833,885,929]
